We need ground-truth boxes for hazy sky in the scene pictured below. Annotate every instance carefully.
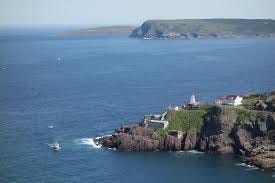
[1,0,275,26]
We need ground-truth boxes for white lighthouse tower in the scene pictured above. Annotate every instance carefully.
[190,94,196,105]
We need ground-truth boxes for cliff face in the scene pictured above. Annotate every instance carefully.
[130,19,275,39]
[96,105,275,168]
[198,106,236,154]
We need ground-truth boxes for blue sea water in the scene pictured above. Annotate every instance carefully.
[0,28,275,183]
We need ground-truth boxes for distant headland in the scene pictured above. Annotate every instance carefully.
[95,90,275,169]
[130,19,275,39]
[59,26,136,36]
[61,19,275,39]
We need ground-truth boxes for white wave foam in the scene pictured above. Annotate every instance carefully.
[184,150,204,154]
[235,163,259,170]
[173,150,204,155]
[80,138,102,149]
[108,147,117,150]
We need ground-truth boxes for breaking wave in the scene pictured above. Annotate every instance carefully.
[76,135,113,149]
[186,150,204,154]
[79,138,102,149]
[173,150,204,156]
[235,163,259,170]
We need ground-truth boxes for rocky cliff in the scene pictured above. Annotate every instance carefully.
[96,92,275,169]
[130,19,275,39]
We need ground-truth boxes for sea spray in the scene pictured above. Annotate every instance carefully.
[79,138,102,149]
[77,134,113,149]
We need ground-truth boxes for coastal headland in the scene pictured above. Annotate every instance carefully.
[130,19,275,39]
[96,91,275,169]
[60,19,275,39]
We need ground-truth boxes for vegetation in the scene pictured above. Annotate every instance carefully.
[152,128,168,137]
[220,105,258,123]
[165,109,207,132]
[235,109,258,123]
[242,91,275,110]
[150,91,275,136]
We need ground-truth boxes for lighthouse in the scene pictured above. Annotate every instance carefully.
[190,94,196,105]
[187,94,200,109]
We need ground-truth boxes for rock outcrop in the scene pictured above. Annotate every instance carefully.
[198,106,235,153]
[96,124,200,151]
[232,113,275,168]
[96,93,275,169]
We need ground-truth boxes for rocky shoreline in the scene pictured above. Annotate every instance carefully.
[95,92,275,169]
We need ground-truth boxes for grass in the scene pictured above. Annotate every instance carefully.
[165,109,207,132]
[242,91,275,110]
[220,105,259,123]
[242,94,263,110]
[235,109,258,123]
[150,96,274,136]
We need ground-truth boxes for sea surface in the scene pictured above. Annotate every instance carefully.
[0,28,275,183]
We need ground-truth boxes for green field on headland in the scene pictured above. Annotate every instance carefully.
[166,109,206,132]
[153,104,267,136]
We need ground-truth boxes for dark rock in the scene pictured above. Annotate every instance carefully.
[241,145,275,168]
[233,123,253,152]
[198,106,235,153]
[164,135,182,151]
[254,100,268,111]
[169,130,183,139]
[98,124,182,151]
[182,131,197,150]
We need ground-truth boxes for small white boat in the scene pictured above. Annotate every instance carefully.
[51,143,61,151]
[48,125,55,129]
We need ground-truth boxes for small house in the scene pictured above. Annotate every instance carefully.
[215,95,243,106]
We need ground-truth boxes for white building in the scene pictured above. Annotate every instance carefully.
[168,105,181,111]
[215,95,243,106]
[143,113,169,129]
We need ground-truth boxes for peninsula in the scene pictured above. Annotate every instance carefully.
[130,19,275,39]
[96,91,275,169]
[59,26,136,36]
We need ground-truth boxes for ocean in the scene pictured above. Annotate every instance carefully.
[0,28,275,183]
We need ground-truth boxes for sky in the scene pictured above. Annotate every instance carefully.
[0,0,275,26]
